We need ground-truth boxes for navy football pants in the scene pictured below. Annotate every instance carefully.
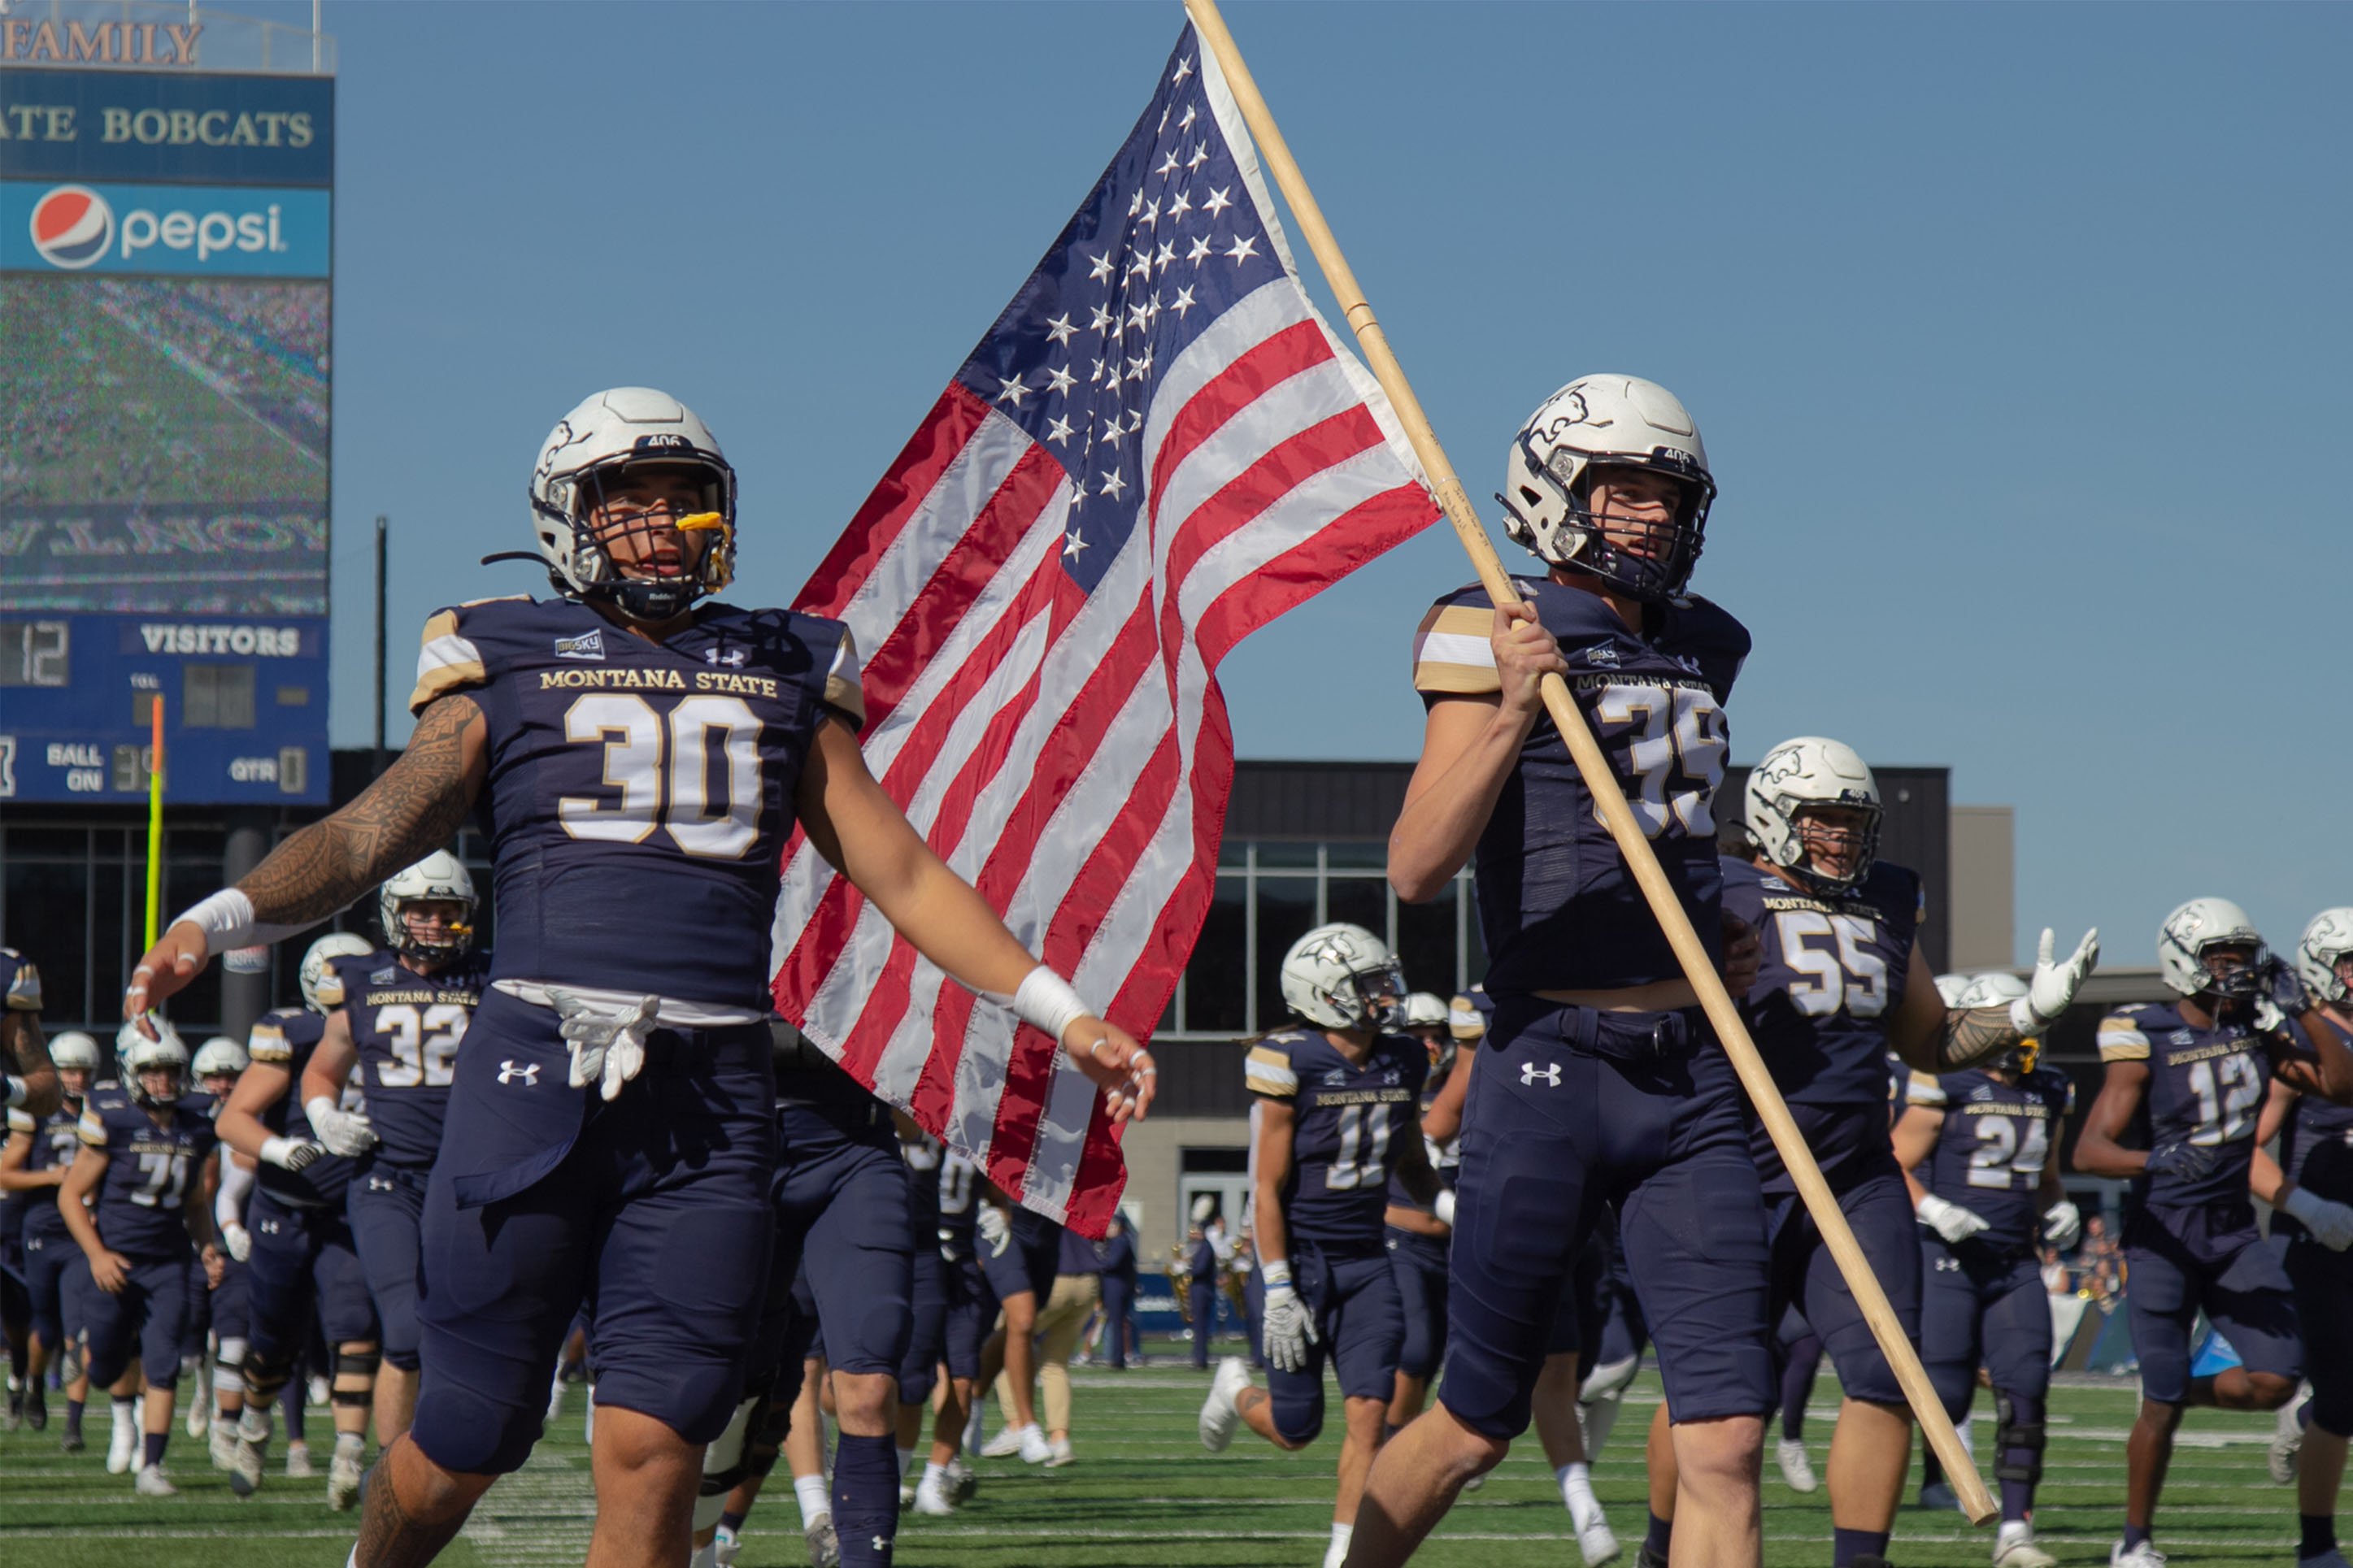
[2125,1201,2301,1404]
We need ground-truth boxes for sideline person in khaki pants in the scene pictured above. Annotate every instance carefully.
[997,1227,1107,1466]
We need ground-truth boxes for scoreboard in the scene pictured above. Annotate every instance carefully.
[0,50,333,805]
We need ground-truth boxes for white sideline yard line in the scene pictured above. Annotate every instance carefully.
[463,1443,593,1566]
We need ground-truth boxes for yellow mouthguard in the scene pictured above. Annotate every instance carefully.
[676,512,728,532]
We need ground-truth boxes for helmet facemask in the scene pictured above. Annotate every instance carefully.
[1785,803,1882,898]
[1502,445,1714,604]
[2194,940,2269,1005]
[387,896,474,966]
[538,455,737,624]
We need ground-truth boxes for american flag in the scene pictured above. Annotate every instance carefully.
[770,26,1437,1233]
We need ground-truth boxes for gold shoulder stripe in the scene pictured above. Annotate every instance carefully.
[822,627,866,728]
[1414,661,1503,696]
[2097,1017,2151,1063]
[1904,1071,1948,1108]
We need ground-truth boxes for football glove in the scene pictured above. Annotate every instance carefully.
[2041,1198,2083,1251]
[2143,1139,2219,1184]
[302,1097,377,1158]
[2281,1186,2353,1252]
[550,989,659,1102]
[978,1204,1011,1257]
[2015,927,2099,1039]
[259,1135,323,1172]
[220,1222,252,1263]
[1916,1192,1991,1244]
[1258,1260,1317,1374]
[2255,957,2308,1036]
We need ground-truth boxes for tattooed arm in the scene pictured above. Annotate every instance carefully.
[1,1011,59,1120]
[122,695,488,1020]
[1886,943,2033,1072]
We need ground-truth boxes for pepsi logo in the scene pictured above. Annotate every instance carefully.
[28,185,114,270]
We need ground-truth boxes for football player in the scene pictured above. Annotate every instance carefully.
[2072,898,2353,1566]
[2248,909,2353,1568]
[1383,996,1473,1436]
[915,1146,987,1511]
[216,929,385,1504]
[1355,377,1779,1568]
[179,1036,246,1441]
[1893,971,2080,1568]
[0,945,59,1123]
[973,1184,1064,1463]
[57,1022,223,1496]
[1198,923,1448,1568]
[127,385,1155,1565]
[1643,737,2092,1568]
[298,858,481,1466]
[0,1027,100,1445]
[894,1122,947,1500]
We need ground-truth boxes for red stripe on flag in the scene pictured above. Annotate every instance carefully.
[859,444,1069,735]
[1190,483,1438,671]
[1160,406,1387,597]
[1145,320,1333,523]
[795,383,989,619]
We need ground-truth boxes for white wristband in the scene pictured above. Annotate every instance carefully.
[1433,1190,1457,1228]
[1259,1257,1292,1289]
[172,888,307,958]
[1012,965,1091,1045]
[2008,997,2048,1039]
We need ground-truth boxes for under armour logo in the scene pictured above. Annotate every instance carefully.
[498,1060,541,1086]
[1935,1256,1961,1272]
[368,1177,395,1192]
[1521,1062,1562,1088]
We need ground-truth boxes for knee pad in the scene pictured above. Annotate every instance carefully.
[1578,1353,1639,1404]
[333,1345,381,1409]
[1271,1380,1325,1448]
[215,1337,248,1398]
[1994,1391,2045,1487]
[242,1345,294,1403]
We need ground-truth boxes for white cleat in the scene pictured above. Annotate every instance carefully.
[1992,1523,2059,1568]
[229,1408,271,1497]
[2110,1542,2168,1567]
[1199,1356,1250,1453]
[1919,1480,1959,1511]
[328,1438,365,1510]
[1776,1436,1818,1493]
[1044,1435,1075,1468]
[106,1415,138,1475]
[133,1462,179,1497]
[1019,1425,1054,1465]
[804,1516,840,1568]
[979,1420,1029,1458]
[1578,1519,1623,1566]
[712,1523,744,1566]
[284,1439,315,1479]
[546,1375,568,1427]
[185,1387,208,1440]
[2272,1430,2303,1485]
[208,1418,239,1471]
[912,1479,957,1516]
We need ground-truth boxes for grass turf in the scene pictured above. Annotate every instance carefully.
[0,1351,2314,1566]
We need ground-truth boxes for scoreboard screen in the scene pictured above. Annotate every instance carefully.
[0,62,333,804]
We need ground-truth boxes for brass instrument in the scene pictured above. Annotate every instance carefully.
[1169,1241,1195,1324]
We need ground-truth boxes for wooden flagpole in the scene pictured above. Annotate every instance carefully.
[1182,0,1996,1526]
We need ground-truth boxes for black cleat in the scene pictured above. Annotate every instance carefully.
[1636,1548,1668,1568]
[24,1384,46,1431]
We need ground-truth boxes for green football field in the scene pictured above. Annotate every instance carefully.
[0,1353,2310,1566]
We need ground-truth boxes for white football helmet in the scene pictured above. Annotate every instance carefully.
[379,851,476,963]
[2157,897,2268,999]
[2296,908,2353,1006]
[1498,374,1716,602]
[48,1031,101,1073]
[528,386,737,623]
[118,1019,189,1107]
[1279,923,1407,1032]
[1744,736,1881,895]
[1401,992,1450,1031]
[300,932,377,1012]
[193,1036,249,1079]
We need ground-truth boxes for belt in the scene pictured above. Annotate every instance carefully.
[1533,979,1702,1013]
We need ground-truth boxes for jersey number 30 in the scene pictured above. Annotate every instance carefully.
[560,693,763,859]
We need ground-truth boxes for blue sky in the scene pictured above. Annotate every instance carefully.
[284,1,2344,966]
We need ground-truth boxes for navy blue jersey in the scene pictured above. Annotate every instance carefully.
[1385,1071,1459,1215]
[244,1006,353,1208]
[1908,1066,2074,1253]
[2277,1088,2353,1236]
[407,595,861,1012]
[937,1150,981,1260]
[1412,577,1747,992]
[325,949,489,1170]
[902,1133,943,1253]
[1724,858,1923,1109]
[2098,1001,2280,1210]
[77,1088,217,1258]
[17,1096,89,1241]
[1247,1029,1429,1250]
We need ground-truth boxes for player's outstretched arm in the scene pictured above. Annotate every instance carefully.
[1889,931,2097,1072]
[124,694,488,1021]
[794,715,1154,1121]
